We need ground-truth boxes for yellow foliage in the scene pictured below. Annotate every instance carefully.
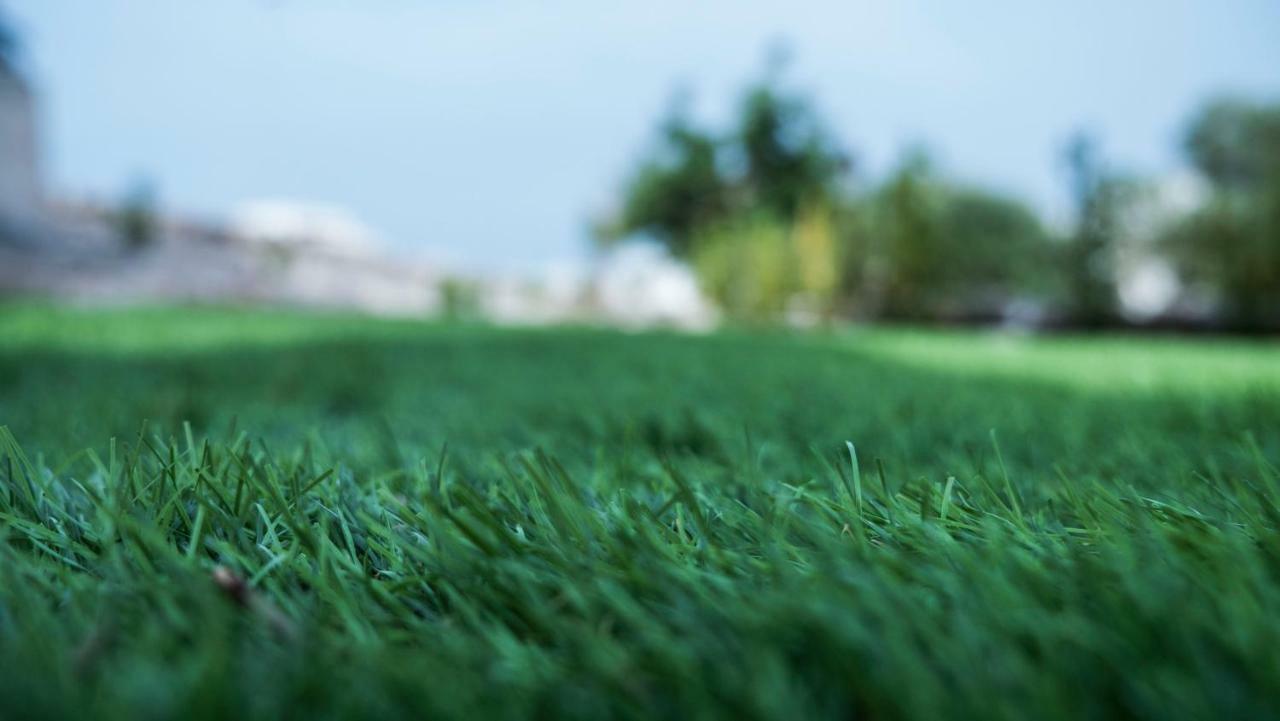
[791,203,840,314]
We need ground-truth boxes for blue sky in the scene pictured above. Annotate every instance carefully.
[8,0,1280,270]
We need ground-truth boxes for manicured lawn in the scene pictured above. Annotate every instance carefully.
[2,304,1278,720]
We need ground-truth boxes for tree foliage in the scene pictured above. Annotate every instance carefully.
[601,67,847,259]
[1185,99,1280,191]
[1161,98,1280,327]
[0,9,16,73]
[605,111,731,257]
[848,151,1049,321]
[604,66,1049,324]
[873,152,942,319]
[1060,133,1129,327]
[115,180,159,252]
[735,81,848,221]
[605,55,1275,329]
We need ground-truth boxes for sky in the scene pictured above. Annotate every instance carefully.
[7,0,1280,271]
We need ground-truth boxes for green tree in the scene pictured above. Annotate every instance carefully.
[736,77,848,222]
[1061,133,1126,327]
[115,180,159,252]
[874,151,942,319]
[790,202,842,320]
[934,186,1050,310]
[602,53,1054,326]
[602,107,731,257]
[600,58,848,260]
[867,151,1049,320]
[1186,99,1280,191]
[692,213,798,323]
[0,8,17,73]
[1162,98,1280,328]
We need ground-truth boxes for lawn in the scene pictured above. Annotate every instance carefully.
[1,304,1279,720]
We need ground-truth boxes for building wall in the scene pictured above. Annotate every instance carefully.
[0,70,41,226]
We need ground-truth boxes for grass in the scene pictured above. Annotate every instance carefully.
[1,303,1279,720]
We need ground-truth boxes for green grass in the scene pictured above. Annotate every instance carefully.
[1,304,1279,720]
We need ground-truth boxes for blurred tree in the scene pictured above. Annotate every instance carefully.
[1061,133,1126,327]
[692,213,797,322]
[937,187,1049,292]
[874,151,942,319]
[1185,99,1280,191]
[115,180,159,252]
[601,106,731,257]
[790,202,841,319]
[868,151,1048,320]
[440,277,482,321]
[736,74,848,222]
[831,199,877,318]
[602,51,1055,326]
[1161,99,1280,328]
[0,9,15,72]
[600,56,849,259]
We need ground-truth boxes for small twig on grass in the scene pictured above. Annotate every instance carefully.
[71,622,114,678]
[213,565,297,641]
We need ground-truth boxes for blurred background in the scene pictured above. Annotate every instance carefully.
[0,0,1276,332]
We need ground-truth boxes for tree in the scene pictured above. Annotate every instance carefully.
[0,7,17,73]
[601,106,731,257]
[600,57,849,260]
[867,151,1049,320]
[790,202,841,319]
[1061,133,1126,327]
[736,77,848,222]
[1185,99,1280,191]
[692,201,844,324]
[1161,98,1280,328]
[691,213,797,322]
[601,52,1053,326]
[873,151,942,319]
[933,186,1050,309]
[115,180,159,252]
